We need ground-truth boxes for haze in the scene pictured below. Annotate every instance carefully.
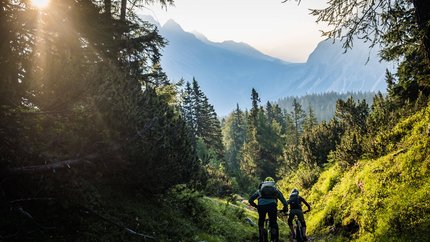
[140,0,328,63]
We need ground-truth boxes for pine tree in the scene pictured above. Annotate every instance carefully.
[180,78,224,165]
[181,81,196,137]
[223,104,247,175]
[284,99,306,168]
[303,105,318,133]
[250,88,261,127]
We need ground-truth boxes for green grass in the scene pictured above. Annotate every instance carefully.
[66,185,290,242]
[284,105,430,241]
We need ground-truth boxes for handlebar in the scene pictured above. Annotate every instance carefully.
[278,209,310,215]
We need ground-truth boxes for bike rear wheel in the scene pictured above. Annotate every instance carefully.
[295,218,304,242]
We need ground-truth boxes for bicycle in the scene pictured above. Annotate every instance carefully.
[288,210,309,242]
[261,210,287,242]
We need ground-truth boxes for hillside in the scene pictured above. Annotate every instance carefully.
[277,104,430,241]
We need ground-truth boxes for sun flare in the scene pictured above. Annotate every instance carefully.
[31,0,49,8]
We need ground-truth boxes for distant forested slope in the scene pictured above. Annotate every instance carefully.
[275,91,378,121]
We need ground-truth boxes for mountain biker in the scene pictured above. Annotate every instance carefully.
[287,188,311,241]
[248,177,289,242]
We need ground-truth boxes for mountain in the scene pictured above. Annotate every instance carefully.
[146,17,393,116]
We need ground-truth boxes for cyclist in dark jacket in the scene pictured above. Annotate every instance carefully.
[248,177,288,242]
[287,188,311,241]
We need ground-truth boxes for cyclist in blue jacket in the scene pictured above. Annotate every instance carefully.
[249,177,289,242]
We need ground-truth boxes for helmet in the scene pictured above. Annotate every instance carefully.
[291,188,299,195]
[264,177,275,182]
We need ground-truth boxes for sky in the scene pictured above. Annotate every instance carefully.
[139,0,328,63]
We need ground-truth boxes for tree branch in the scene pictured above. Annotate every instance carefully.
[9,197,55,204]
[6,153,98,175]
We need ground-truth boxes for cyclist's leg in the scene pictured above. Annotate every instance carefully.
[296,210,307,240]
[267,203,278,241]
[258,205,269,242]
[287,210,296,239]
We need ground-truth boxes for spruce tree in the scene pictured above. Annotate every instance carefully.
[223,104,247,175]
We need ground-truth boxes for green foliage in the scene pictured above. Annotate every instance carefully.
[222,104,247,175]
[179,79,229,196]
[332,130,364,167]
[275,92,376,122]
[301,120,344,166]
[278,162,321,193]
[0,1,204,240]
[296,104,430,241]
[159,185,259,241]
[201,164,234,196]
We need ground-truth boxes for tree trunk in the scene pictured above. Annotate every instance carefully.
[104,0,111,16]
[413,0,430,64]
[120,0,127,21]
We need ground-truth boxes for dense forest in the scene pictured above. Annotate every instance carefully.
[1,0,430,241]
[275,92,377,121]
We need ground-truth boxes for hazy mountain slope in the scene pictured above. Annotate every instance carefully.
[275,91,377,121]
[149,17,393,115]
[159,19,297,115]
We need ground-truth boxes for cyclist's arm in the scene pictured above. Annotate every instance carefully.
[248,191,259,208]
[300,197,311,212]
[277,190,289,210]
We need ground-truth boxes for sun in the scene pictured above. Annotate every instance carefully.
[31,0,49,8]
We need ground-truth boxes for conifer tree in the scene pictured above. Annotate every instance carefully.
[303,105,318,133]
[223,104,247,174]
[250,88,261,127]
[180,78,224,164]
[284,99,306,168]
[181,81,196,137]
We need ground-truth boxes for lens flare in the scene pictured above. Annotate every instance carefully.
[31,0,49,8]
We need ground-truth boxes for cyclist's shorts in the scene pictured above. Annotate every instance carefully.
[288,209,306,227]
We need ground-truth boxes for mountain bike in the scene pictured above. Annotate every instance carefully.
[289,210,309,242]
[262,210,286,242]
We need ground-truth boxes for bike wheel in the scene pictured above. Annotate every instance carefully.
[295,220,304,242]
[263,219,269,242]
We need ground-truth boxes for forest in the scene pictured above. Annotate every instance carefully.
[275,92,376,122]
[1,0,430,241]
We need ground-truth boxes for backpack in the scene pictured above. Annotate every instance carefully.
[289,192,301,209]
[259,181,277,199]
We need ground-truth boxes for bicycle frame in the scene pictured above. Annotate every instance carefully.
[283,210,307,242]
[263,216,270,242]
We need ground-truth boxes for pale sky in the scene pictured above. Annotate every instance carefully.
[139,0,328,63]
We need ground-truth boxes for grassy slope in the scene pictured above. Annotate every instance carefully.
[280,105,430,241]
[68,186,290,242]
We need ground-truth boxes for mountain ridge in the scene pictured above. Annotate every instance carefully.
[142,16,393,115]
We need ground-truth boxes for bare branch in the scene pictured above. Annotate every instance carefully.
[6,154,98,175]
[9,197,55,204]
